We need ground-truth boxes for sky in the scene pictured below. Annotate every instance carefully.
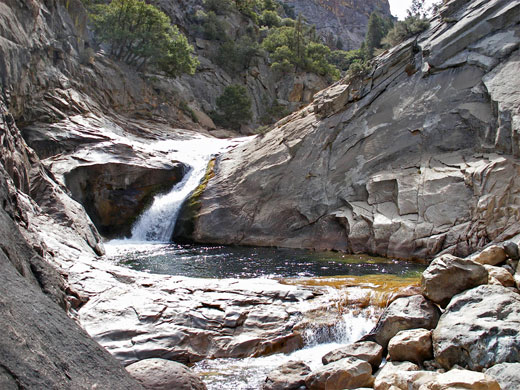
[388,0,436,20]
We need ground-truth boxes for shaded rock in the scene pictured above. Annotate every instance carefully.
[126,358,206,390]
[433,284,520,370]
[417,369,500,390]
[263,360,311,390]
[503,242,519,260]
[322,341,383,372]
[65,162,186,238]
[305,357,372,390]
[0,133,142,389]
[387,329,433,365]
[485,362,520,390]
[362,295,441,348]
[421,254,488,307]
[373,361,422,390]
[471,245,507,266]
[484,264,516,287]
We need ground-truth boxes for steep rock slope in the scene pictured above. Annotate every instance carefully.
[280,0,392,50]
[0,95,143,388]
[179,0,520,260]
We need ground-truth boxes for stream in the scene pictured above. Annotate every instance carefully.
[106,135,424,389]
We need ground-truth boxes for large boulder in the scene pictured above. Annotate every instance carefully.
[263,360,311,390]
[417,369,500,390]
[322,341,383,372]
[362,295,441,348]
[421,254,488,307]
[305,357,373,390]
[126,358,206,390]
[433,284,520,370]
[387,329,433,365]
[485,363,520,390]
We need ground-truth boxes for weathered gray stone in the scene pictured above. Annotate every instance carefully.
[387,329,433,365]
[178,0,520,261]
[127,358,206,390]
[263,360,311,390]
[363,295,441,348]
[421,254,488,307]
[322,341,383,372]
[485,363,520,390]
[0,101,143,389]
[417,369,500,390]
[305,357,373,390]
[433,285,520,370]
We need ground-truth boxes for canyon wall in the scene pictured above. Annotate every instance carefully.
[178,0,520,260]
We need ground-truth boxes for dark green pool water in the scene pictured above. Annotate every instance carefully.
[106,242,424,279]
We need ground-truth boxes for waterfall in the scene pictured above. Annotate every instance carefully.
[129,136,245,242]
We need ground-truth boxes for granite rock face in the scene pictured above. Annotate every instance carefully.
[279,0,392,51]
[263,360,311,390]
[180,0,520,260]
[0,96,143,388]
[433,284,520,370]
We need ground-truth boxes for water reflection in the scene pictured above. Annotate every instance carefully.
[106,242,424,279]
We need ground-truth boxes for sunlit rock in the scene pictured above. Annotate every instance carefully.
[126,358,206,390]
[421,254,488,308]
[387,329,433,365]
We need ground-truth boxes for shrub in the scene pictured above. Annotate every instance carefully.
[261,10,281,27]
[202,11,228,41]
[213,84,252,130]
[382,16,430,47]
[89,0,198,76]
[215,36,260,73]
[203,0,232,15]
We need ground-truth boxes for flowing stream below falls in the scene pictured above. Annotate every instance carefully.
[106,135,425,389]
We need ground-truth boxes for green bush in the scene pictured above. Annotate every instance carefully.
[215,36,260,73]
[382,16,430,47]
[203,0,232,15]
[89,0,198,76]
[202,11,228,40]
[261,10,281,27]
[212,85,252,130]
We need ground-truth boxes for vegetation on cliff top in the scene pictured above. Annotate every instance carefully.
[89,0,198,77]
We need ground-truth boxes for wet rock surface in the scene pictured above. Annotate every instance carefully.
[182,0,520,260]
[75,260,326,365]
[433,284,520,370]
[126,358,206,390]
[65,162,187,238]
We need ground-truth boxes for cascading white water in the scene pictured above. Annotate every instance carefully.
[129,136,245,242]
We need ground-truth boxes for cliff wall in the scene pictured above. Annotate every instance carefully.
[179,0,520,260]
